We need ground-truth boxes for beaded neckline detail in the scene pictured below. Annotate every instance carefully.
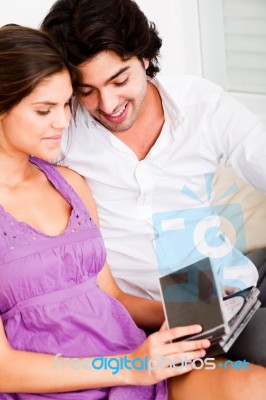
[0,157,95,243]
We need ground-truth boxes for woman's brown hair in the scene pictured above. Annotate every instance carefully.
[0,24,76,115]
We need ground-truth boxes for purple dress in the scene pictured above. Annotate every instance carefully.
[0,157,167,400]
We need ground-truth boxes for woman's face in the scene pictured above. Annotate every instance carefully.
[0,69,73,161]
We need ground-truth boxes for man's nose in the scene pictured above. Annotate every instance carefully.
[98,89,118,115]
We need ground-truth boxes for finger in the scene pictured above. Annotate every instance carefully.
[152,324,203,344]
[160,338,210,356]
[157,349,207,368]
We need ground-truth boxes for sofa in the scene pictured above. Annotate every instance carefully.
[213,163,266,255]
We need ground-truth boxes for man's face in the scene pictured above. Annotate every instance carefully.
[76,50,149,134]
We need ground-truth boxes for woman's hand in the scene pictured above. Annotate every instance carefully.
[124,323,210,385]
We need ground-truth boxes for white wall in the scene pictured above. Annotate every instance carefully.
[136,0,202,76]
[0,0,202,77]
[0,0,56,28]
[1,1,265,119]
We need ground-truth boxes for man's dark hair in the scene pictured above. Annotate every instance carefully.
[41,0,162,77]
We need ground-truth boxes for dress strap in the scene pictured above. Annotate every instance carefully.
[0,157,98,264]
[29,156,94,226]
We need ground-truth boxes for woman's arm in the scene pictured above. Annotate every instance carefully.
[0,318,120,392]
[0,316,210,392]
[57,166,164,329]
[96,263,164,329]
[0,166,211,393]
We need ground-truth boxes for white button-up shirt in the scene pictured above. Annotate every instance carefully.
[62,75,266,299]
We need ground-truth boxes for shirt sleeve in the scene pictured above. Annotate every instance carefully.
[206,90,266,194]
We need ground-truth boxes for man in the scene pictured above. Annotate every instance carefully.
[41,0,266,368]
[41,0,266,299]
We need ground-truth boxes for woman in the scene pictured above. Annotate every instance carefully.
[0,25,265,400]
[0,24,210,399]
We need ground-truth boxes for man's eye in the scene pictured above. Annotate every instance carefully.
[115,78,128,87]
[79,89,94,97]
[81,92,92,97]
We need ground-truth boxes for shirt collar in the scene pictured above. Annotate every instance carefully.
[150,76,184,132]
